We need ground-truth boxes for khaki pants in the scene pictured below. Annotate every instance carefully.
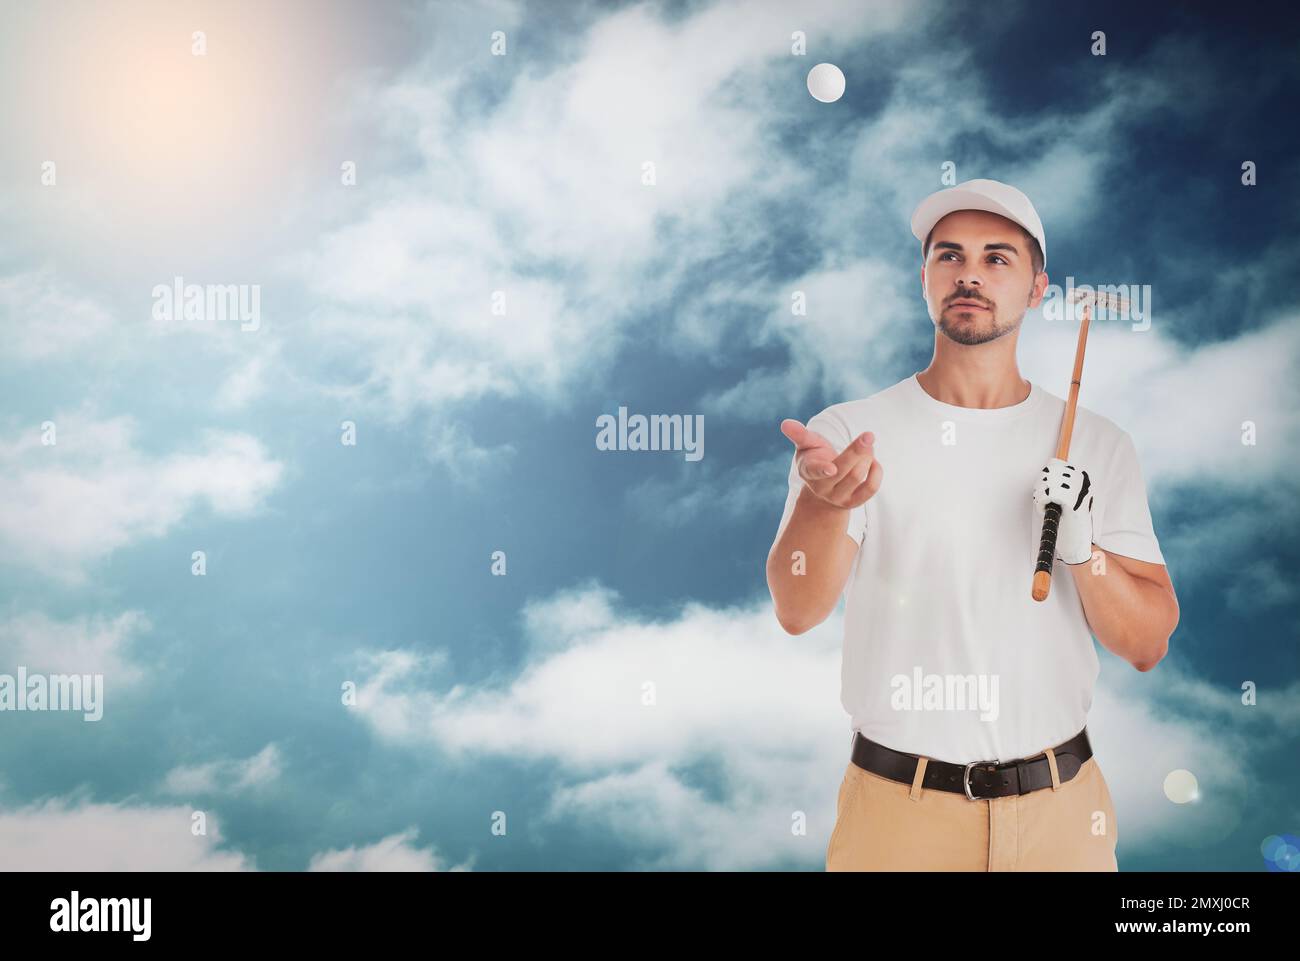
[826,747,1119,871]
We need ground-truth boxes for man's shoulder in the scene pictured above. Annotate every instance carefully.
[1034,383,1135,448]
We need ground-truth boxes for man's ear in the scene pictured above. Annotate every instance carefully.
[1027,269,1049,308]
[920,265,926,301]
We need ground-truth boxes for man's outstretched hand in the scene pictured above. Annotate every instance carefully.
[780,420,883,510]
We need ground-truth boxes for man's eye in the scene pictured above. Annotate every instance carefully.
[939,252,957,261]
[990,255,1008,265]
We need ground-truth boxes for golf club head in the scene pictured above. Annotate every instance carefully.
[1067,286,1130,313]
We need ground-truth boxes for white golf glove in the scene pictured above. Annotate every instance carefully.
[1031,457,1096,565]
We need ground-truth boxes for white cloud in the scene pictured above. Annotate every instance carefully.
[710,258,919,413]
[1088,657,1300,856]
[354,583,846,767]
[423,420,517,485]
[348,584,885,869]
[161,744,284,797]
[284,0,927,421]
[0,798,254,870]
[0,408,284,582]
[0,788,477,872]
[1017,310,1300,491]
[214,347,278,411]
[348,581,1297,869]
[0,610,150,685]
[0,268,114,360]
[307,827,470,871]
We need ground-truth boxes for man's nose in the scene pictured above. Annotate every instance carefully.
[956,274,982,288]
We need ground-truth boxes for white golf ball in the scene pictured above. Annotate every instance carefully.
[807,62,845,103]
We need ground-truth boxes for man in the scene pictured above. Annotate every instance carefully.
[766,178,1179,871]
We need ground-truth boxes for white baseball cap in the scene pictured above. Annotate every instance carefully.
[910,178,1047,271]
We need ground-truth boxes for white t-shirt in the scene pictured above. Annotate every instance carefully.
[778,372,1164,764]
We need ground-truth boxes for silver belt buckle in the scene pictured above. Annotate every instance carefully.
[963,760,998,800]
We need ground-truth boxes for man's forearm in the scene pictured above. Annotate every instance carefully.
[767,486,857,634]
[1068,546,1176,671]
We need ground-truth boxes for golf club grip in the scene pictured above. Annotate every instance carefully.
[1032,502,1062,601]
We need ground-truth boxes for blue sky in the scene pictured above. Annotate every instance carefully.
[0,0,1297,871]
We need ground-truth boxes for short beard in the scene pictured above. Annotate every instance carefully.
[938,309,1019,345]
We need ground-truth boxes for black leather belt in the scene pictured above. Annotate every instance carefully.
[850,727,1093,800]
